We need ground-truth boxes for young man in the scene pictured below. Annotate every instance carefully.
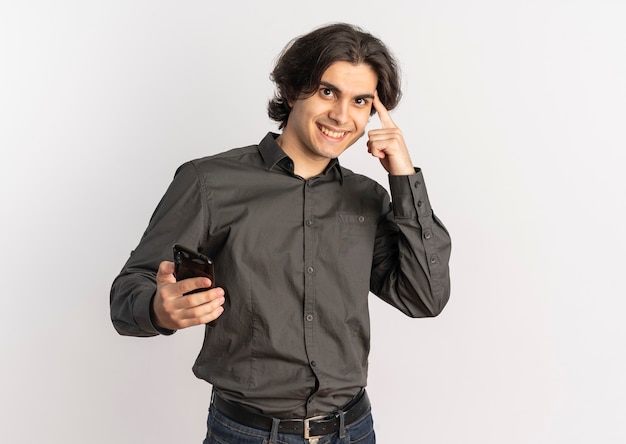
[111,23,451,443]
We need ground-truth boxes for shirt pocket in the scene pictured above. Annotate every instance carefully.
[337,213,378,280]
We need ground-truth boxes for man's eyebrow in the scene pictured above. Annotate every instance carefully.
[320,81,341,93]
[319,81,375,100]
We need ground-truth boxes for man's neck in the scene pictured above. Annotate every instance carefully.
[276,135,331,180]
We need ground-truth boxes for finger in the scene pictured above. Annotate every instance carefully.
[178,276,213,295]
[197,305,225,325]
[181,286,224,308]
[367,127,403,141]
[190,291,225,315]
[181,290,226,326]
[156,261,176,285]
[373,90,396,128]
[366,139,386,159]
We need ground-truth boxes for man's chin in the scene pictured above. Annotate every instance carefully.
[318,146,349,160]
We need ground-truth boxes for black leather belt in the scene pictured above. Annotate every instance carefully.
[212,390,370,439]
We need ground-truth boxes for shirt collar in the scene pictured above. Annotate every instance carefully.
[257,132,344,183]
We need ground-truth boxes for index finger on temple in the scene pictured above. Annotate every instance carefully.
[373,90,395,127]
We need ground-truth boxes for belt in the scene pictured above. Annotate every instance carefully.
[212,389,370,439]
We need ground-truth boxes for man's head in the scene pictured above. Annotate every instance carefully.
[268,23,402,130]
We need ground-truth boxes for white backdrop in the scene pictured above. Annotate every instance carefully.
[1,1,625,443]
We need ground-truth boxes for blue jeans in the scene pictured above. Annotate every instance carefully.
[202,404,376,444]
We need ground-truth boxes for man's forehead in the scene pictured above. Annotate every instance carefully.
[319,61,378,94]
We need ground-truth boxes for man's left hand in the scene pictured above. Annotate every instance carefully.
[367,91,415,175]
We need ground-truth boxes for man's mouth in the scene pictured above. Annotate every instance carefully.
[319,125,346,139]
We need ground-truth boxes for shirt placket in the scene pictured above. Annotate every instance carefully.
[302,178,321,416]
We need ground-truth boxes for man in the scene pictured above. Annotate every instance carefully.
[111,22,451,443]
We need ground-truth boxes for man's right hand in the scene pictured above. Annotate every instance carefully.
[152,261,225,330]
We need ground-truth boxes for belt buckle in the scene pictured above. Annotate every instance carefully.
[303,414,326,440]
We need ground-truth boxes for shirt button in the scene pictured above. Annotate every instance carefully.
[311,361,317,367]
[417,200,423,207]
[307,266,314,274]
[424,231,432,240]
[306,220,313,227]
[358,216,365,223]
[430,255,437,264]
[306,314,314,322]
[414,181,421,188]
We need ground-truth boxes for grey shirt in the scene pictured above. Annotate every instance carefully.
[110,132,451,418]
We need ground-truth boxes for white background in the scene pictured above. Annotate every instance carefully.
[1,1,625,443]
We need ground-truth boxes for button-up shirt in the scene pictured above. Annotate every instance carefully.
[110,132,451,418]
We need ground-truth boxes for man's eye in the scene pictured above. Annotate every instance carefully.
[321,88,333,97]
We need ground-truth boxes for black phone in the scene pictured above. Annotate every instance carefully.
[172,244,215,295]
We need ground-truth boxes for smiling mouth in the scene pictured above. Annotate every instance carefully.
[319,125,346,139]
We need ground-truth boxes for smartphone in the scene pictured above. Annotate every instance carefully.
[172,244,215,295]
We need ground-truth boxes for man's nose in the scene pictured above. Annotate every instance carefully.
[328,100,349,125]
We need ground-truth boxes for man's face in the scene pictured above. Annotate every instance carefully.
[280,61,378,165]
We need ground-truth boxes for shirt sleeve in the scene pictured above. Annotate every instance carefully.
[370,168,452,317]
[110,162,208,336]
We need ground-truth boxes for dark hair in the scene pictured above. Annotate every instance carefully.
[268,23,402,129]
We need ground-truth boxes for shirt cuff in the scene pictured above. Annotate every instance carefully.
[136,287,176,336]
[388,168,433,219]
